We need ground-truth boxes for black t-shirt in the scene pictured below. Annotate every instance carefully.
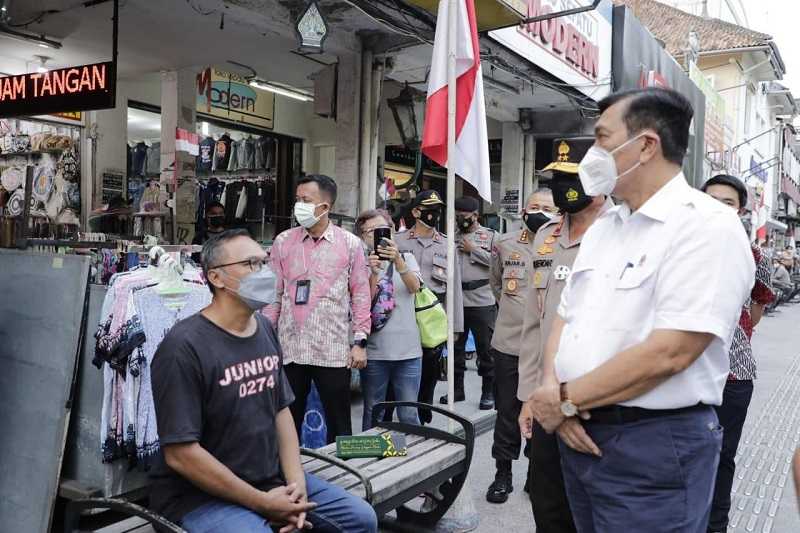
[149,313,295,522]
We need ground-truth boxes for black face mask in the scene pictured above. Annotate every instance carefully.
[207,215,225,229]
[551,175,593,214]
[523,212,552,234]
[456,214,475,231]
[418,209,441,228]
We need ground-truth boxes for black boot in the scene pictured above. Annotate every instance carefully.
[439,375,466,404]
[479,377,495,410]
[486,462,513,504]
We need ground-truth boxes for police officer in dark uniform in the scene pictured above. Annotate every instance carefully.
[395,190,464,423]
[441,196,497,410]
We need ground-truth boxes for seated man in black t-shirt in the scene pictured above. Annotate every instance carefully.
[150,229,378,533]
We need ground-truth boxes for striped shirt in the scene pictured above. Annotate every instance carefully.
[264,223,371,367]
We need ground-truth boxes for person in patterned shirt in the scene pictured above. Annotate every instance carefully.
[265,175,371,444]
[701,174,775,533]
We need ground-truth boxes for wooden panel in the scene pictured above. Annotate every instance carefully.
[368,444,466,503]
[302,429,428,477]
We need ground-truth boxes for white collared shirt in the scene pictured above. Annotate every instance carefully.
[555,173,755,409]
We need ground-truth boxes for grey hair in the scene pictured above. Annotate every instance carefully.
[201,228,252,294]
[526,188,552,205]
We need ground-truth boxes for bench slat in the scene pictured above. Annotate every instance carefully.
[359,443,466,503]
[303,430,428,476]
[320,437,455,498]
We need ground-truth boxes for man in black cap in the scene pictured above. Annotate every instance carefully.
[395,190,464,422]
[443,195,498,410]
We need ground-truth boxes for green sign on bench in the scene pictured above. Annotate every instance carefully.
[336,432,408,459]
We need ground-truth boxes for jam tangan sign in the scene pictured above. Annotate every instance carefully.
[0,62,115,119]
[489,0,612,100]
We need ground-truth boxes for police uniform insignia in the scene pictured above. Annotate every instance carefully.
[510,252,521,261]
[533,271,543,285]
[506,279,518,292]
[544,235,556,245]
[566,188,579,202]
[519,230,530,243]
[537,244,553,255]
[554,265,571,281]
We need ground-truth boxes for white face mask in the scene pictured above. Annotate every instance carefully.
[578,133,646,196]
[294,202,328,229]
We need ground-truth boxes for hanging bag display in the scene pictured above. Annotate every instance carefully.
[414,285,448,348]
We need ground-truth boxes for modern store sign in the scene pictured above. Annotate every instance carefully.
[0,61,115,118]
[488,0,612,100]
[197,67,274,129]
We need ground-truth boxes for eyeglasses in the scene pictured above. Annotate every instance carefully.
[211,257,269,273]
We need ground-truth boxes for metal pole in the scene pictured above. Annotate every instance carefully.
[446,0,457,419]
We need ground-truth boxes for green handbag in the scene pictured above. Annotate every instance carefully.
[415,286,448,348]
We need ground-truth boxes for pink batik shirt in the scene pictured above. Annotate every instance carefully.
[264,223,371,368]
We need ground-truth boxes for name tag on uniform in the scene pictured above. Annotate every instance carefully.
[553,266,571,281]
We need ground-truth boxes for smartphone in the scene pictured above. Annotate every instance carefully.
[373,227,392,256]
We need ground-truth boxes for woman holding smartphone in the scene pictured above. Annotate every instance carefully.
[355,209,423,430]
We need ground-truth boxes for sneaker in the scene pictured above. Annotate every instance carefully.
[479,391,495,410]
[486,472,513,504]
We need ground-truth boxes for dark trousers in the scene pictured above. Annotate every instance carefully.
[454,305,496,383]
[709,380,754,532]
[417,345,443,424]
[285,363,352,445]
[492,350,523,463]
[560,407,722,533]
[528,421,576,533]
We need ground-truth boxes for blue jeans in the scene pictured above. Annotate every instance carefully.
[559,407,723,533]
[360,358,421,431]
[180,473,378,533]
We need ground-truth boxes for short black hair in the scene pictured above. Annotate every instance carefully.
[297,174,337,205]
[598,88,694,166]
[205,201,225,214]
[201,228,252,294]
[701,174,748,208]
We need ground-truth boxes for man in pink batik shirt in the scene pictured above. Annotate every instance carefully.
[265,175,371,443]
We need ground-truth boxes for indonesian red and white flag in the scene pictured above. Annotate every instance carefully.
[421,0,491,202]
[176,128,199,156]
[755,190,768,243]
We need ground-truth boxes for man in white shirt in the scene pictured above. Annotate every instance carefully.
[521,88,755,532]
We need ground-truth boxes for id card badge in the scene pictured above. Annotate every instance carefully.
[295,280,311,305]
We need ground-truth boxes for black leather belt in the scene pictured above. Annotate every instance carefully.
[462,279,489,291]
[586,403,709,425]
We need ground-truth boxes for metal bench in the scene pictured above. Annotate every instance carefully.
[64,401,475,532]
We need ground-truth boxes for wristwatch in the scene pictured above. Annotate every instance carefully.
[354,334,368,349]
[559,382,579,418]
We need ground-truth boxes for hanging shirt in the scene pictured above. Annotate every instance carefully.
[197,137,216,173]
[265,223,371,367]
[212,135,232,171]
[149,313,293,523]
[554,174,755,409]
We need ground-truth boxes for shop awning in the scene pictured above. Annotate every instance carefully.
[403,0,525,32]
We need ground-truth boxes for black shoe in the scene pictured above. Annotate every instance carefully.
[479,391,495,410]
[439,391,465,404]
[486,472,513,504]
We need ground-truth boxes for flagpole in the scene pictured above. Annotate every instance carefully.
[445,0,457,420]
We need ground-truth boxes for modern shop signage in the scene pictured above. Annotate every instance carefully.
[0,62,115,119]
[689,63,730,165]
[611,4,706,187]
[197,67,275,129]
[488,0,613,100]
